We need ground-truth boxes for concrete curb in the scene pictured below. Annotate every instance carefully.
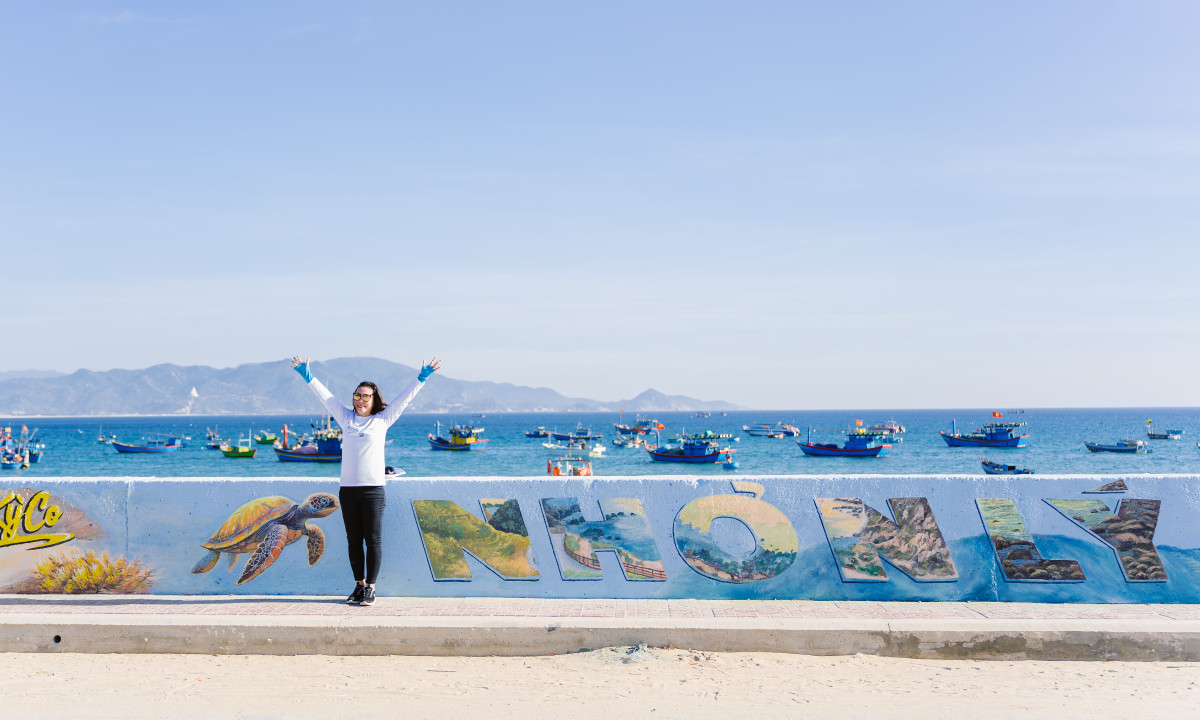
[5,613,1200,660]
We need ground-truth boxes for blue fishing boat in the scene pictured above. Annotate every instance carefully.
[111,436,185,454]
[980,456,1033,475]
[552,423,603,442]
[613,415,662,435]
[940,419,1030,448]
[645,431,735,464]
[273,422,342,462]
[1146,420,1183,440]
[428,422,488,451]
[1084,439,1148,453]
[524,426,549,438]
[796,425,891,457]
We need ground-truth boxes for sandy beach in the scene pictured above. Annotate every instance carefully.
[2,646,1196,720]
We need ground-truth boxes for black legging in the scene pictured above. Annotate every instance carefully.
[339,486,386,585]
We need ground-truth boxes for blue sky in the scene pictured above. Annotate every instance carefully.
[3,2,1198,409]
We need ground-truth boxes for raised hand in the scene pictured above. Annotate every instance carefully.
[418,356,441,382]
[291,355,313,382]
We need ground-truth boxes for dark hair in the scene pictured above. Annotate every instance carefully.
[355,381,387,415]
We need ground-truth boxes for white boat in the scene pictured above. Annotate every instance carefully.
[742,422,801,438]
[542,439,606,457]
[865,420,906,441]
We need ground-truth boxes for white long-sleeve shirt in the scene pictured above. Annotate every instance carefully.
[304,375,426,487]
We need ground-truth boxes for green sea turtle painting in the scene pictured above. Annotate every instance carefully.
[192,493,339,585]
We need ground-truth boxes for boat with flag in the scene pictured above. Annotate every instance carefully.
[1,425,42,469]
[939,414,1030,448]
[428,422,488,451]
[273,420,342,462]
[613,415,662,435]
[796,424,891,457]
[1146,420,1183,440]
[980,456,1033,475]
[645,430,736,463]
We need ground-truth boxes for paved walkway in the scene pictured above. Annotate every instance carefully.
[3,595,1199,660]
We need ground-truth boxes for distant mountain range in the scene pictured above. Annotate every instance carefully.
[0,358,742,416]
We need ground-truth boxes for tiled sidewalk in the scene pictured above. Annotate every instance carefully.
[2,595,1199,621]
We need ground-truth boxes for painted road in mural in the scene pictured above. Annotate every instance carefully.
[1,475,1198,602]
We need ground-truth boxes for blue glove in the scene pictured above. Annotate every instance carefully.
[418,364,437,382]
[293,362,313,383]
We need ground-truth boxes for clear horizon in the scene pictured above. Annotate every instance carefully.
[4,2,1199,409]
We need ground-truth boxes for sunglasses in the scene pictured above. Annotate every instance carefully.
[352,393,375,401]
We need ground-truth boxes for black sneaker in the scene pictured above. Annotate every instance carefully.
[358,586,376,606]
[346,584,365,604]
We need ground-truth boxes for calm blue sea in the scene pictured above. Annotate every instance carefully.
[3,408,1199,478]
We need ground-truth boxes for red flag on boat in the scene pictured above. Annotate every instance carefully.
[992,412,1002,418]
[656,423,664,430]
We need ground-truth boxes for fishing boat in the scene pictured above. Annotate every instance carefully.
[254,431,277,445]
[111,436,185,454]
[551,423,603,442]
[742,422,801,438]
[204,426,222,449]
[1084,439,1149,453]
[547,456,592,476]
[220,434,257,458]
[646,431,736,464]
[96,426,115,444]
[542,438,606,457]
[1146,420,1183,440]
[865,420,906,442]
[273,421,342,462]
[694,412,711,418]
[796,426,891,458]
[428,422,488,451]
[524,426,549,438]
[611,434,646,449]
[980,456,1033,475]
[939,419,1030,448]
[613,415,662,435]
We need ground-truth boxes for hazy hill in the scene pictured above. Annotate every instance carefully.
[0,358,741,416]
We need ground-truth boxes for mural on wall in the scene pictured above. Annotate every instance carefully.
[5,476,1200,601]
[0,486,150,594]
[26,550,153,593]
[976,498,1085,582]
[1,489,76,550]
[541,497,666,580]
[411,499,539,581]
[1045,498,1167,582]
[1085,480,1129,494]
[815,497,957,582]
[192,493,338,585]
[673,482,798,583]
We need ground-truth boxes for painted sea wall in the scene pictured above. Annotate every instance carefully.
[2,475,1199,602]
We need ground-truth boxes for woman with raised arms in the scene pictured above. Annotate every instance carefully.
[290,355,440,606]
